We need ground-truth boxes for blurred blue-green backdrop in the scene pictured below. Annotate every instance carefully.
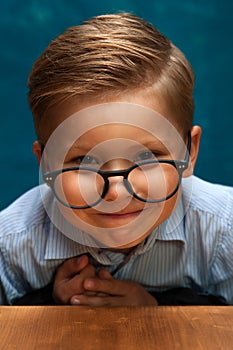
[0,0,232,210]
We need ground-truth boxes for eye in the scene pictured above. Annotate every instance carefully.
[75,155,99,166]
[135,150,156,162]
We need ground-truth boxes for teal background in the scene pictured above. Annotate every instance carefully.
[0,0,232,210]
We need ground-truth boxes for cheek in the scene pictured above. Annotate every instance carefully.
[149,191,181,230]
[54,172,104,208]
[58,204,95,227]
[59,176,81,204]
[129,164,179,201]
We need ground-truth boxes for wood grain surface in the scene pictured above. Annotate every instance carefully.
[0,306,233,349]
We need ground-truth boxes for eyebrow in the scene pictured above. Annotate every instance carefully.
[66,138,170,158]
[70,136,166,148]
[142,140,169,150]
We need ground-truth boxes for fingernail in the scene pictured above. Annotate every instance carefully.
[71,297,81,305]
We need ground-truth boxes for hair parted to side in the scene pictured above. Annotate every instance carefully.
[28,13,195,139]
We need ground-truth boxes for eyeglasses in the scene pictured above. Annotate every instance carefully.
[43,132,191,209]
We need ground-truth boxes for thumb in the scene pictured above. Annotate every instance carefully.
[56,255,89,281]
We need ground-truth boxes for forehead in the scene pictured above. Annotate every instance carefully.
[76,124,162,144]
[70,125,170,161]
[40,90,184,143]
[43,102,186,160]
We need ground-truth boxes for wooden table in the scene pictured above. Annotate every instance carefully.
[1,306,233,349]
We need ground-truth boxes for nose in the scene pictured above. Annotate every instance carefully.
[103,176,129,202]
[101,159,131,202]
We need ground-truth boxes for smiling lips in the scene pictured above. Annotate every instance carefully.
[99,210,143,219]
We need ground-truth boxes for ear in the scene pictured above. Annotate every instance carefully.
[183,125,202,177]
[32,141,42,165]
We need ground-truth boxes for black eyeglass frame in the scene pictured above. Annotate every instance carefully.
[42,131,191,209]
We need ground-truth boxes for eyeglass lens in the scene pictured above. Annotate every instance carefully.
[52,162,180,208]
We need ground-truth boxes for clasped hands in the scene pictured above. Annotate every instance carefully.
[53,255,157,306]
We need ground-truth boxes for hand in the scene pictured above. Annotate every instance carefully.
[70,269,158,306]
[53,255,96,304]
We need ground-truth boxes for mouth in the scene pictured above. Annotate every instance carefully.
[98,210,143,220]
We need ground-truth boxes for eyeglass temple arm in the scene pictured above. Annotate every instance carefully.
[185,131,192,162]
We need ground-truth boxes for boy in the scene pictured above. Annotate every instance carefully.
[1,13,233,306]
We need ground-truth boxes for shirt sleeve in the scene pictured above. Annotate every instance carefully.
[0,247,25,305]
[209,198,233,304]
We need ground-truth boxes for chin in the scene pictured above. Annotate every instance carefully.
[90,225,149,248]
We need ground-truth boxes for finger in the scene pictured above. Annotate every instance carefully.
[55,255,89,281]
[70,294,124,307]
[71,288,158,307]
[83,276,128,296]
[70,291,108,304]
[79,263,96,280]
[97,269,113,280]
[53,264,95,304]
[61,264,96,293]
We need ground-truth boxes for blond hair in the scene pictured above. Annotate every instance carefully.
[28,13,194,139]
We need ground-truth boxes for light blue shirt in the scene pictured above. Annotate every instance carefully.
[0,176,233,305]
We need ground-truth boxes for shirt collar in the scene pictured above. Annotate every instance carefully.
[44,198,99,260]
[157,196,186,242]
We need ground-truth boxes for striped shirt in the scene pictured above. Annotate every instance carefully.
[0,175,233,305]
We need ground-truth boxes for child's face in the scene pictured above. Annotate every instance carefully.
[34,91,201,248]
